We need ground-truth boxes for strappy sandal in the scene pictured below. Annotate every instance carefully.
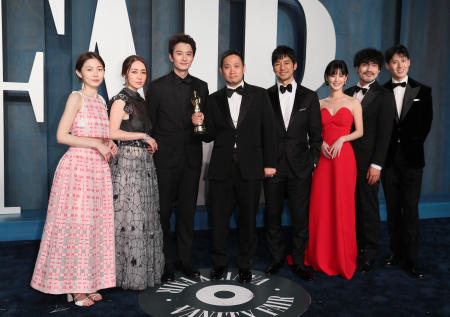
[67,293,94,307]
[88,292,103,302]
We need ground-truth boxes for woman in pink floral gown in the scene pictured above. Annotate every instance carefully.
[31,52,117,307]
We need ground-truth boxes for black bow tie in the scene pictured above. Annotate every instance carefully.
[279,84,292,94]
[355,86,368,95]
[226,86,244,98]
[391,82,407,89]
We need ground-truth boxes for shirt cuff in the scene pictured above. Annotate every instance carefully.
[370,163,382,170]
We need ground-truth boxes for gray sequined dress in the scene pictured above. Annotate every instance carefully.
[108,88,164,290]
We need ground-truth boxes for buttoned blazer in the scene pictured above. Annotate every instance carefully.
[344,81,396,170]
[146,73,209,169]
[382,77,433,168]
[204,82,276,181]
[267,83,322,178]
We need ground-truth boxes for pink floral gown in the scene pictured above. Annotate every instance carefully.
[31,91,115,294]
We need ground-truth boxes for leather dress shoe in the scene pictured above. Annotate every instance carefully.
[292,265,313,281]
[264,262,284,276]
[238,268,252,283]
[176,263,200,278]
[406,267,425,279]
[358,261,375,273]
[210,266,227,280]
[161,269,175,283]
[385,255,403,267]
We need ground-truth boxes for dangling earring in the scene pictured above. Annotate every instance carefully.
[122,77,126,86]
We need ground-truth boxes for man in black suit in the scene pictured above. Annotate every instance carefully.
[146,33,209,282]
[263,46,322,281]
[344,48,395,273]
[194,50,276,283]
[381,45,432,279]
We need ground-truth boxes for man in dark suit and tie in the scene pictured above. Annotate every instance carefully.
[263,46,322,281]
[146,33,209,282]
[193,49,276,283]
[381,44,432,279]
[344,48,396,273]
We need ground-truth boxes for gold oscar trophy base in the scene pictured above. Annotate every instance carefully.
[194,124,207,134]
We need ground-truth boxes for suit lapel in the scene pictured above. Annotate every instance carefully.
[400,83,420,121]
[287,85,305,131]
[268,85,286,130]
[237,84,252,128]
[360,81,382,110]
[217,88,235,129]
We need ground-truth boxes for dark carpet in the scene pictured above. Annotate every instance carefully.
[1,218,449,316]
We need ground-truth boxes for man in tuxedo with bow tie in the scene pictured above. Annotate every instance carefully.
[146,33,209,282]
[193,49,276,283]
[381,45,432,279]
[263,46,322,281]
[344,48,396,273]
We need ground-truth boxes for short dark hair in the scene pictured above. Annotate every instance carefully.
[271,45,296,66]
[168,33,196,56]
[353,48,383,69]
[220,49,244,68]
[324,60,348,85]
[385,44,410,63]
[75,51,105,83]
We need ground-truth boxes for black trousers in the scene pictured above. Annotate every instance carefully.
[209,157,262,269]
[156,161,201,270]
[355,167,380,262]
[382,149,423,268]
[263,173,311,267]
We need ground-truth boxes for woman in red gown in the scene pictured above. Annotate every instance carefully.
[305,60,363,279]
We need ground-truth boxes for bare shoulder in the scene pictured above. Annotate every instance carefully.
[319,97,329,108]
[66,91,82,110]
[347,96,361,109]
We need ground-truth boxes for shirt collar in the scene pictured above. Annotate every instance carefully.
[392,76,408,84]
[226,80,244,90]
[277,79,297,92]
[357,80,375,89]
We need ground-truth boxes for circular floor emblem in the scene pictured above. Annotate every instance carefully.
[196,284,254,306]
[139,269,311,316]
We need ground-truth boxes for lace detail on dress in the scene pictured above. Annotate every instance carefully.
[108,93,133,118]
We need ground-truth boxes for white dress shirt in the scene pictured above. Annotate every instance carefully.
[277,80,297,130]
[227,81,244,128]
[353,80,382,171]
[392,76,408,118]
[353,80,374,103]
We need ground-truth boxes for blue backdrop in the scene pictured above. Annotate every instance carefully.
[3,0,450,211]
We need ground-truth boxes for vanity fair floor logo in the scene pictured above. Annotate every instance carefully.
[139,269,311,316]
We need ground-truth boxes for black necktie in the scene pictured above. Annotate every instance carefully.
[279,84,292,94]
[391,82,407,89]
[354,86,368,95]
[226,86,244,98]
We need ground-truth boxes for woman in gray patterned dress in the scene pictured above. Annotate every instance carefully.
[108,55,164,290]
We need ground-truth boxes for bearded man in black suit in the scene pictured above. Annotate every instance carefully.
[381,44,433,279]
[344,48,396,273]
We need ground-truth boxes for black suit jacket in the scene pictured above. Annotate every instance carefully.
[383,77,433,168]
[204,83,276,181]
[344,81,396,170]
[267,83,322,178]
[146,72,209,169]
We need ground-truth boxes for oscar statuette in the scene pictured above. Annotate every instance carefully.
[191,90,206,134]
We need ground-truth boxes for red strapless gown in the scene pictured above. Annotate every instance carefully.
[304,107,357,279]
